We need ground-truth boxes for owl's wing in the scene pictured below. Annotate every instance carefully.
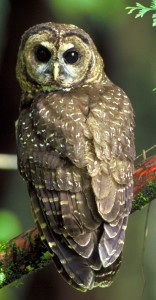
[85,86,135,267]
[30,177,122,290]
[30,184,96,291]
[17,105,105,290]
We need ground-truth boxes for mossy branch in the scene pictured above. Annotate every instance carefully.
[0,154,156,289]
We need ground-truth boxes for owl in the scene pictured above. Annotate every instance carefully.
[16,22,135,291]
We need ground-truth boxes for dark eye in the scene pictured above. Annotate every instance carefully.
[35,45,51,63]
[63,49,79,64]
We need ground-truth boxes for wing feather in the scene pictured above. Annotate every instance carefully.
[85,86,135,267]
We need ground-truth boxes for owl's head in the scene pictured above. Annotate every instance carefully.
[16,22,104,97]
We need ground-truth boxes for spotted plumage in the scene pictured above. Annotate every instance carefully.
[16,22,135,291]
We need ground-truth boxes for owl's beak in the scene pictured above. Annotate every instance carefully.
[53,62,60,80]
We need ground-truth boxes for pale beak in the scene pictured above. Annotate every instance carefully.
[53,62,59,80]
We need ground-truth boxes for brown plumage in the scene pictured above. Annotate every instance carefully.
[16,22,135,291]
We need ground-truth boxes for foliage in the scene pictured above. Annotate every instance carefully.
[0,211,22,242]
[126,1,156,91]
[126,0,156,26]
[48,0,126,23]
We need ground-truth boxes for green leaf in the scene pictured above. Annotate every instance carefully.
[152,13,156,25]
[126,1,156,20]
[126,7,139,14]
[126,2,156,92]
[151,0,156,9]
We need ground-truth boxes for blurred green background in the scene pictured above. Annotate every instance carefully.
[0,0,156,299]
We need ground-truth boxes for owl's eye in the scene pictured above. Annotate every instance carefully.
[63,49,79,64]
[35,45,51,63]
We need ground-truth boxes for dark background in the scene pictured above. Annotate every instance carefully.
[0,0,156,299]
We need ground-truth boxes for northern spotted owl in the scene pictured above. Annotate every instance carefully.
[16,22,135,291]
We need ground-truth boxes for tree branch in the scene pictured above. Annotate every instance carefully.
[0,155,156,289]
